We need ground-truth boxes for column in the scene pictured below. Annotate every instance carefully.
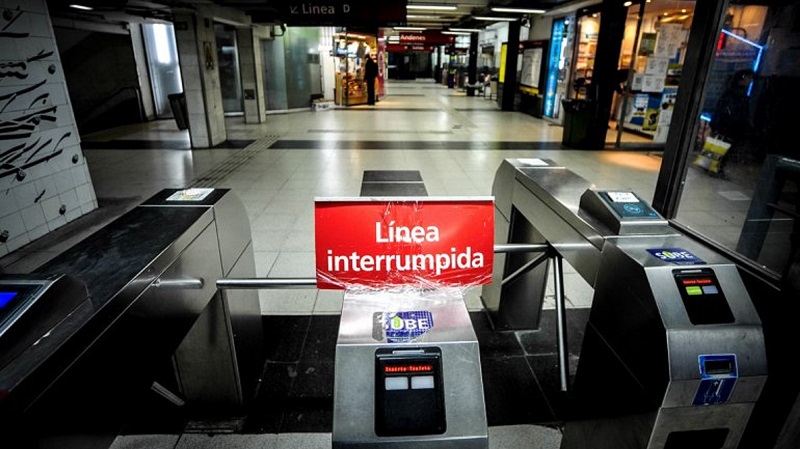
[173,12,227,148]
[467,32,478,97]
[500,20,521,111]
[237,26,268,124]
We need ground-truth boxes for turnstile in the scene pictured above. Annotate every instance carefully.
[564,237,767,449]
[487,158,767,449]
[2,188,262,448]
[332,288,488,449]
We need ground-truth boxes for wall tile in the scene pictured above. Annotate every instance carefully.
[47,215,66,232]
[27,223,49,241]
[0,191,19,218]
[41,195,62,222]
[20,203,46,230]
[0,213,26,239]
[4,234,30,253]
[12,181,38,208]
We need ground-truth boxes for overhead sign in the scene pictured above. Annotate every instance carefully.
[279,0,407,26]
[314,198,494,290]
[399,31,455,45]
[387,44,435,52]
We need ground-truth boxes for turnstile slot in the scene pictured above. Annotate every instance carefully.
[673,269,735,325]
[704,359,734,375]
[663,428,729,449]
[374,347,446,437]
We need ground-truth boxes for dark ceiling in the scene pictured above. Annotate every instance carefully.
[45,0,580,30]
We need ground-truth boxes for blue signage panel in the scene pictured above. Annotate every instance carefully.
[647,248,705,265]
[378,311,434,343]
[543,18,566,118]
[693,354,738,406]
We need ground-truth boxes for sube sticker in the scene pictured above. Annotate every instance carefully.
[373,311,434,343]
[647,248,705,265]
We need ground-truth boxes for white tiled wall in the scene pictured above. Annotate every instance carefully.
[0,0,97,258]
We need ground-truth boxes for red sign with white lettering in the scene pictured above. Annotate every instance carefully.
[314,198,494,290]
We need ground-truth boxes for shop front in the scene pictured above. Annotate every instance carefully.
[333,31,378,106]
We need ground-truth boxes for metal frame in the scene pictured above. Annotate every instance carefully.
[217,242,573,392]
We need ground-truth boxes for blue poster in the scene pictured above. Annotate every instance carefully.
[544,18,566,118]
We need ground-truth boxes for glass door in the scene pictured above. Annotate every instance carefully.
[142,23,183,118]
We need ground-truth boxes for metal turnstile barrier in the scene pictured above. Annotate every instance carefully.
[486,158,768,449]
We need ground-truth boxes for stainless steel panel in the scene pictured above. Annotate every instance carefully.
[132,221,223,350]
[212,191,252,276]
[647,403,754,449]
[333,289,488,449]
[512,180,600,283]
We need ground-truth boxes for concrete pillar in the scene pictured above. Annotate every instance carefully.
[237,26,268,124]
[129,24,156,120]
[467,33,478,96]
[500,20,521,111]
[173,12,227,148]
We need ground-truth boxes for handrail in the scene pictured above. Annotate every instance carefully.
[77,85,145,128]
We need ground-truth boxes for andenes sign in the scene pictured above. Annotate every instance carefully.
[314,198,494,289]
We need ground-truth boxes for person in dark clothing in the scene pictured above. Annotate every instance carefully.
[365,54,379,105]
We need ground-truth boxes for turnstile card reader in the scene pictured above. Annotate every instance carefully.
[333,288,488,449]
[375,347,446,436]
[566,237,767,449]
[578,189,670,235]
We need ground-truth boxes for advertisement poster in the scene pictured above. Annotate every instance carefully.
[520,47,544,89]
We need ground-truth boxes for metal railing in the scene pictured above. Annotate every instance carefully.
[216,242,571,391]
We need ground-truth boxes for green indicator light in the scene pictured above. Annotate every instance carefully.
[686,286,703,296]
[391,316,404,329]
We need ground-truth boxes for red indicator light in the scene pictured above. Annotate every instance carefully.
[682,278,713,286]
[384,364,433,374]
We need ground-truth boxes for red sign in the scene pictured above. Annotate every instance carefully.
[315,198,494,290]
[399,31,455,45]
[387,44,435,52]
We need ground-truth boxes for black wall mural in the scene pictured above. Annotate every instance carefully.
[1,3,91,249]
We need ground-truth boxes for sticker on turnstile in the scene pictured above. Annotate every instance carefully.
[374,311,434,343]
[647,248,705,265]
[166,188,215,201]
[693,354,738,406]
[517,158,549,166]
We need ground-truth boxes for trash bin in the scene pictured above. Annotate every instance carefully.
[168,92,188,130]
[561,99,603,149]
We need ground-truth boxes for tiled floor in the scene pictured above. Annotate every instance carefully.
[0,79,764,449]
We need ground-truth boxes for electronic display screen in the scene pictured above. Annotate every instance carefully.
[0,292,18,309]
[375,347,445,436]
[673,269,734,325]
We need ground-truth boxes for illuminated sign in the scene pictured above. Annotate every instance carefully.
[314,198,494,289]
[0,292,17,309]
[384,364,433,374]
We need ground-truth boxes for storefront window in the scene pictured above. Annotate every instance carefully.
[676,1,800,280]
[333,32,377,106]
[570,11,600,100]
[611,0,695,146]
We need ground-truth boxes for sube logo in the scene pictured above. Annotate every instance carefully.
[373,311,434,343]
[647,248,705,265]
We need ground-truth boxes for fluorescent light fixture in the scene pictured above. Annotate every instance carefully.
[407,4,457,11]
[69,4,93,10]
[473,16,518,21]
[449,28,482,32]
[407,15,438,19]
[442,31,471,35]
[394,26,427,31]
[491,7,546,14]
[623,1,632,6]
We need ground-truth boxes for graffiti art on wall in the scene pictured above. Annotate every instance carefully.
[1,3,91,250]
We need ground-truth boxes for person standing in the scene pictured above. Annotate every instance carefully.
[365,54,379,105]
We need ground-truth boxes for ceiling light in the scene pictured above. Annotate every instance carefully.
[449,28,482,32]
[407,4,458,11]
[623,1,632,6]
[681,8,687,13]
[407,15,438,19]
[473,16,518,21]
[69,4,94,10]
[442,31,471,35]
[491,7,545,14]
[394,26,428,31]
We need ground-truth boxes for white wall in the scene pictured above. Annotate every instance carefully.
[0,0,97,258]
